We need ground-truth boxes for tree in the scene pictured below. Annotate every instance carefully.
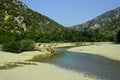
[116,30,120,43]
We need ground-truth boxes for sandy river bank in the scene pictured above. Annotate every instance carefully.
[67,42,120,61]
[0,63,99,80]
[0,43,99,80]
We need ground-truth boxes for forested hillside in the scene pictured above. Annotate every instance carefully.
[0,0,65,43]
[0,0,119,43]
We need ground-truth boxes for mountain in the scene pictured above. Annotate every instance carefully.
[71,7,120,41]
[71,7,120,31]
[0,0,119,43]
[0,0,64,34]
[0,0,68,43]
[100,17,120,39]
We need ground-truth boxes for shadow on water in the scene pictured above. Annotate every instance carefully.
[46,47,120,80]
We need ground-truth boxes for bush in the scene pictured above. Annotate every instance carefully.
[2,41,23,53]
[20,39,35,51]
[116,30,120,43]
[2,39,35,53]
[0,35,16,44]
[75,42,85,46]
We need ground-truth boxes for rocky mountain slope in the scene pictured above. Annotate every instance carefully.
[71,7,120,31]
[0,0,119,42]
[0,0,64,34]
[71,7,120,40]
[100,17,120,38]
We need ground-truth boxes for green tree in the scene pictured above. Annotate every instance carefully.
[116,30,120,43]
[2,41,23,53]
[20,39,35,51]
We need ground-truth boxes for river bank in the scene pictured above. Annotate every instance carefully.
[67,42,120,61]
[0,43,99,80]
[0,62,99,80]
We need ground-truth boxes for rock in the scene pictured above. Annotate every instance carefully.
[35,43,57,55]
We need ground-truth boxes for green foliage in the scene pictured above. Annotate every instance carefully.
[0,29,22,44]
[75,42,85,46]
[0,0,64,36]
[0,35,16,44]
[116,30,120,43]
[0,0,119,43]
[37,28,109,43]
[29,52,64,62]
[100,17,120,41]
[2,41,23,53]
[2,39,35,53]
[20,39,35,51]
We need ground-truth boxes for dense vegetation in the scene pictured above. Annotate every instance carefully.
[71,7,120,42]
[0,28,109,43]
[116,30,120,43]
[37,29,109,42]
[0,0,120,47]
[0,0,64,37]
[2,39,35,53]
[100,17,120,41]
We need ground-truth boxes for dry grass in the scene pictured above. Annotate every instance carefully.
[29,52,64,62]
[0,62,37,70]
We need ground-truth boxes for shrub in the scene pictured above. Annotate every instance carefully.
[75,42,85,46]
[2,39,35,53]
[20,39,35,51]
[116,30,120,43]
[0,35,16,44]
[2,41,23,53]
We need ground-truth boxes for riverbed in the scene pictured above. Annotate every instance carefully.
[0,42,120,80]
[47,47,120,80]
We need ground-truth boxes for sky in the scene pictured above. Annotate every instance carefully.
[20,0,120,27]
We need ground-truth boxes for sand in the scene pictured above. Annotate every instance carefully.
[52,43,75,48]
[67,42,120,61]
[0,44,99,80]
[0,51,44,64]
[0,63,99,80]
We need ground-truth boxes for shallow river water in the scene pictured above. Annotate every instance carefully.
[47,47,120,80]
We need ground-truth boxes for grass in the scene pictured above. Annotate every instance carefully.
[75,42,95,46]
[0,62,37,70]
[29,52,64,62]
[0,63,23,70]
[0,46,64,70]
[0,51,64,70]
[14,62,37,65]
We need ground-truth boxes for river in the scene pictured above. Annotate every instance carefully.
[47,47,120,80]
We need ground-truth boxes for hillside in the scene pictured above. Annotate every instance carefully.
[0,0,66,43]
[0,0,65,33]
[71,7,120,30]
[0,0,119,43]
[99,17,120,39]
[71,7,120,41]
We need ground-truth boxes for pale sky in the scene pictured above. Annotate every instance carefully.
[20,0,120,27]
